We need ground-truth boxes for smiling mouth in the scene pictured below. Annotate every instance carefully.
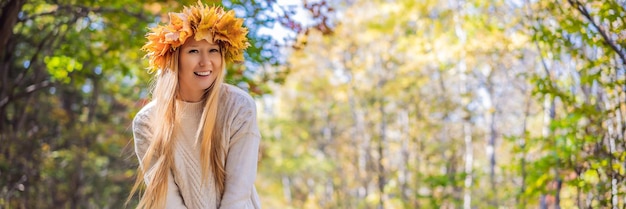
[194,71,211,76]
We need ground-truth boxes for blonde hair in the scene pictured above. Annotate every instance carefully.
[127,46,228,209]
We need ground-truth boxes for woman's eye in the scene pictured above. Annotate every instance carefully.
[209,48,219,53]
[188,49,199,53]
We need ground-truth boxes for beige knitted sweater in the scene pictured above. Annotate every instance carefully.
[133,84,261,209]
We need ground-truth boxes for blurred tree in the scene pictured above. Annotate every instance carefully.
[259,0,625,208]
[520,0,626,208]
[258,0,533,208]
[264,1,623,208]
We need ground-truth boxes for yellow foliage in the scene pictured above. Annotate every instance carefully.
[142,1,250,73]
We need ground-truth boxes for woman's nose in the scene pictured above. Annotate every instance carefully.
[199,54,208,67]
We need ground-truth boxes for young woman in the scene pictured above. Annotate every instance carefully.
[129,2,261,209]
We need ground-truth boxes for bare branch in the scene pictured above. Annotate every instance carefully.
[14,28,57,88]
[21,4,151,22]
[567,0,626,66]
[0,80,50,108]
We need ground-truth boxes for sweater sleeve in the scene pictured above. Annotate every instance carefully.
[166,170,187,209]
[131,108,153,183]
[219,97,261,209]
[132,105,188,209]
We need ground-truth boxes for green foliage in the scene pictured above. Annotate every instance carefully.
[513,0,626,207]
[45,56,84,83]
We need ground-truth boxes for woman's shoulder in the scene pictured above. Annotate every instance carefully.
[133,100,156,124]
[222,84,255,109]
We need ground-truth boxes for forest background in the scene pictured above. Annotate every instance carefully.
[1,0,625,208]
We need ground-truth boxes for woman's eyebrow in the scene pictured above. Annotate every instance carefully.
[184,44,219,48]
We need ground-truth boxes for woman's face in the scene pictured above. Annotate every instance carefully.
[178,38,222,102]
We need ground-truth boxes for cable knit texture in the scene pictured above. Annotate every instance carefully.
[133,84,262,209]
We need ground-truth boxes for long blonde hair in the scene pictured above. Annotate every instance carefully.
[127,46,228,209]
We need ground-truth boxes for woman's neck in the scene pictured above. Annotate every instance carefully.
[178,90,206,102]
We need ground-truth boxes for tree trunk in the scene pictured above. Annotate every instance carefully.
[604,78,620,209]
[486,81,498,207]
[540,93,557,208]
[0,0,26,49]
[0,0,26,129]
[377,97,386,209]
[519,90,532,207]
[462,120,473,209]
[398,110,410,203]
[321,105,334,207]
[454,1,473,208]
[347,69,370,205]
[282,175,292,204]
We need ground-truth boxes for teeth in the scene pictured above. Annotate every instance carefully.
[195,71,211,76]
